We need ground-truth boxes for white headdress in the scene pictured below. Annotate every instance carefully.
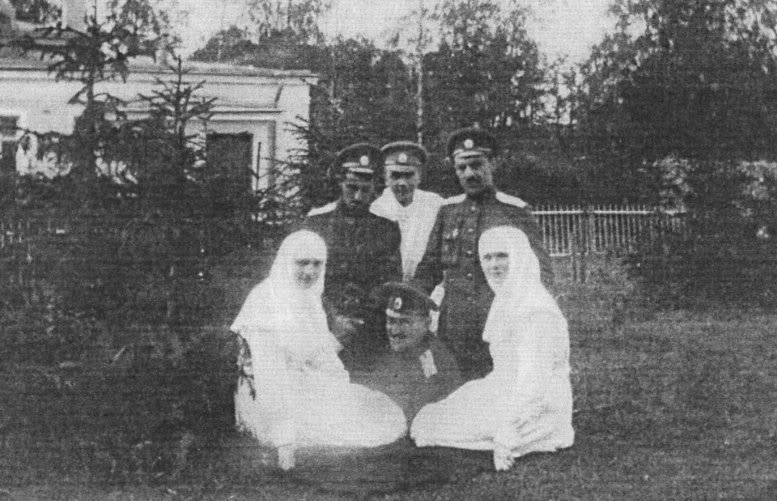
[231,230,332,352]
[478,226,562,343]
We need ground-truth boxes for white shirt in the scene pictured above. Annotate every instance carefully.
[371,188,444,279]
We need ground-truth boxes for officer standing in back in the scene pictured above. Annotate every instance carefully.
[301,143,403,373]
[370,141,444,281]
[413,127,552,381]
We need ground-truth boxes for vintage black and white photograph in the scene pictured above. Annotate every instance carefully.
[1,0,776,499]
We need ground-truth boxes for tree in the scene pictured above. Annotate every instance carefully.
[414,0,584,202]
[554,0,777,204]
[574,0,777,303]
[423,0,546,148]
[6,20,136,200]
[293,37,418,207]
[5,0,176,196]
[9,0,60,24]
[189,24,327,69]
[192,24,420,207]
[190,1,584,205]
[107,0,178,55]
[575,0,777,166]
[245,0,330,44]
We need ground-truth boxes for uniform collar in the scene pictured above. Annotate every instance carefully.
[398,332,433,359]
[336,199,371,217]
[467,187,497,203]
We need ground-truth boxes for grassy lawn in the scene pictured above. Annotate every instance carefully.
[2,258,777,499]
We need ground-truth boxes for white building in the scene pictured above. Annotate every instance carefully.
[0,53,317,191]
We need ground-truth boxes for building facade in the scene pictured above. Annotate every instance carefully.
[0,55,317,191]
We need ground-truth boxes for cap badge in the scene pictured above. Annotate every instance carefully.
[359,155,370,166]
[393,296,403,311]
[463,138,475,149]
[398,153,408,163]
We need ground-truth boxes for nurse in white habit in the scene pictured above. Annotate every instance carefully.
[410,226,574,470]
[231,230,406,470]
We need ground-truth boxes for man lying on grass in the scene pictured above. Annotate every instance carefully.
[359,281,463,423]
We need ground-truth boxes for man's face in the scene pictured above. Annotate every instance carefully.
[340,174,376,211]
[453,154,495,197]
[384,165,421,207]
[386,312,429,352]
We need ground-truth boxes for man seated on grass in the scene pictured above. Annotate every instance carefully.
[358,282,463,423]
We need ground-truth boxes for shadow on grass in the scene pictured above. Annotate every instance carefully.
[188,434,493,497]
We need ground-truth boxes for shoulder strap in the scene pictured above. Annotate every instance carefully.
[442,193,466,206]
[495,191,528,208]
[307,201,338,217]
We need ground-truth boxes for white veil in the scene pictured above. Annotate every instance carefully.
[231,230,333,354]
[478,226,563,344]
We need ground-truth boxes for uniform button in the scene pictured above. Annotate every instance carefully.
[470,205,477,212]
[467,228,474,234]
[466,250,474,257]
[466,273,473,279]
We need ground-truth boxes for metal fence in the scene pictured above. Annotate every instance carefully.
[534,205,686,257]
[1,206,687,286]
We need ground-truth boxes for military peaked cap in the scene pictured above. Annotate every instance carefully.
[333,143,381,178]
[372,281,439,317]
[446,127,499,159]
[380,141,428,168]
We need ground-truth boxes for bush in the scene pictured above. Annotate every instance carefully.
[627,159,777,308]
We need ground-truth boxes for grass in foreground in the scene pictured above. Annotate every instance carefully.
[1,261,777,499]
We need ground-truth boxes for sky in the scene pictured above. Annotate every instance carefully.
[174,0,613,63]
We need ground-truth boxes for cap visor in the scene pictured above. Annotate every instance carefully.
[453,149,490,159]
[347,167,375,175]
[386,309,423,318]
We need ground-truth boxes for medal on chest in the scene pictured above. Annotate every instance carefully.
[419,349,438,379]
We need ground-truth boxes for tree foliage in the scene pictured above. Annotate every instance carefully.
[189,24,327,69]
[9,0,60,23]
[192,31,419,207]
[420,0,575,201]
[106,0,178,55]
[573,1,777,302]
[1,10,278,362]
[190,1,594,205]
[190,0,329,64]
[627,158,777,307]
[245,0,329,44]
[424,0,544,137]
[572,0,777,167]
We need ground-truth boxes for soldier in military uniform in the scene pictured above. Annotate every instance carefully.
[359,282,462,423]
[301,143,403,373]
[370,141,444,280]
[413,127,553,381]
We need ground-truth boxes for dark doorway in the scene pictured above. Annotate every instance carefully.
[0,115,19,174]
[206,132,255,194]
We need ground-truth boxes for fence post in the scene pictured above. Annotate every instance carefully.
[571,215,583,283]
[565,207,580,283]
[579,206,593,283]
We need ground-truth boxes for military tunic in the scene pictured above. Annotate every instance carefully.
[301,201,402,370]
[413,189,552,381]
[359,334,463,423]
